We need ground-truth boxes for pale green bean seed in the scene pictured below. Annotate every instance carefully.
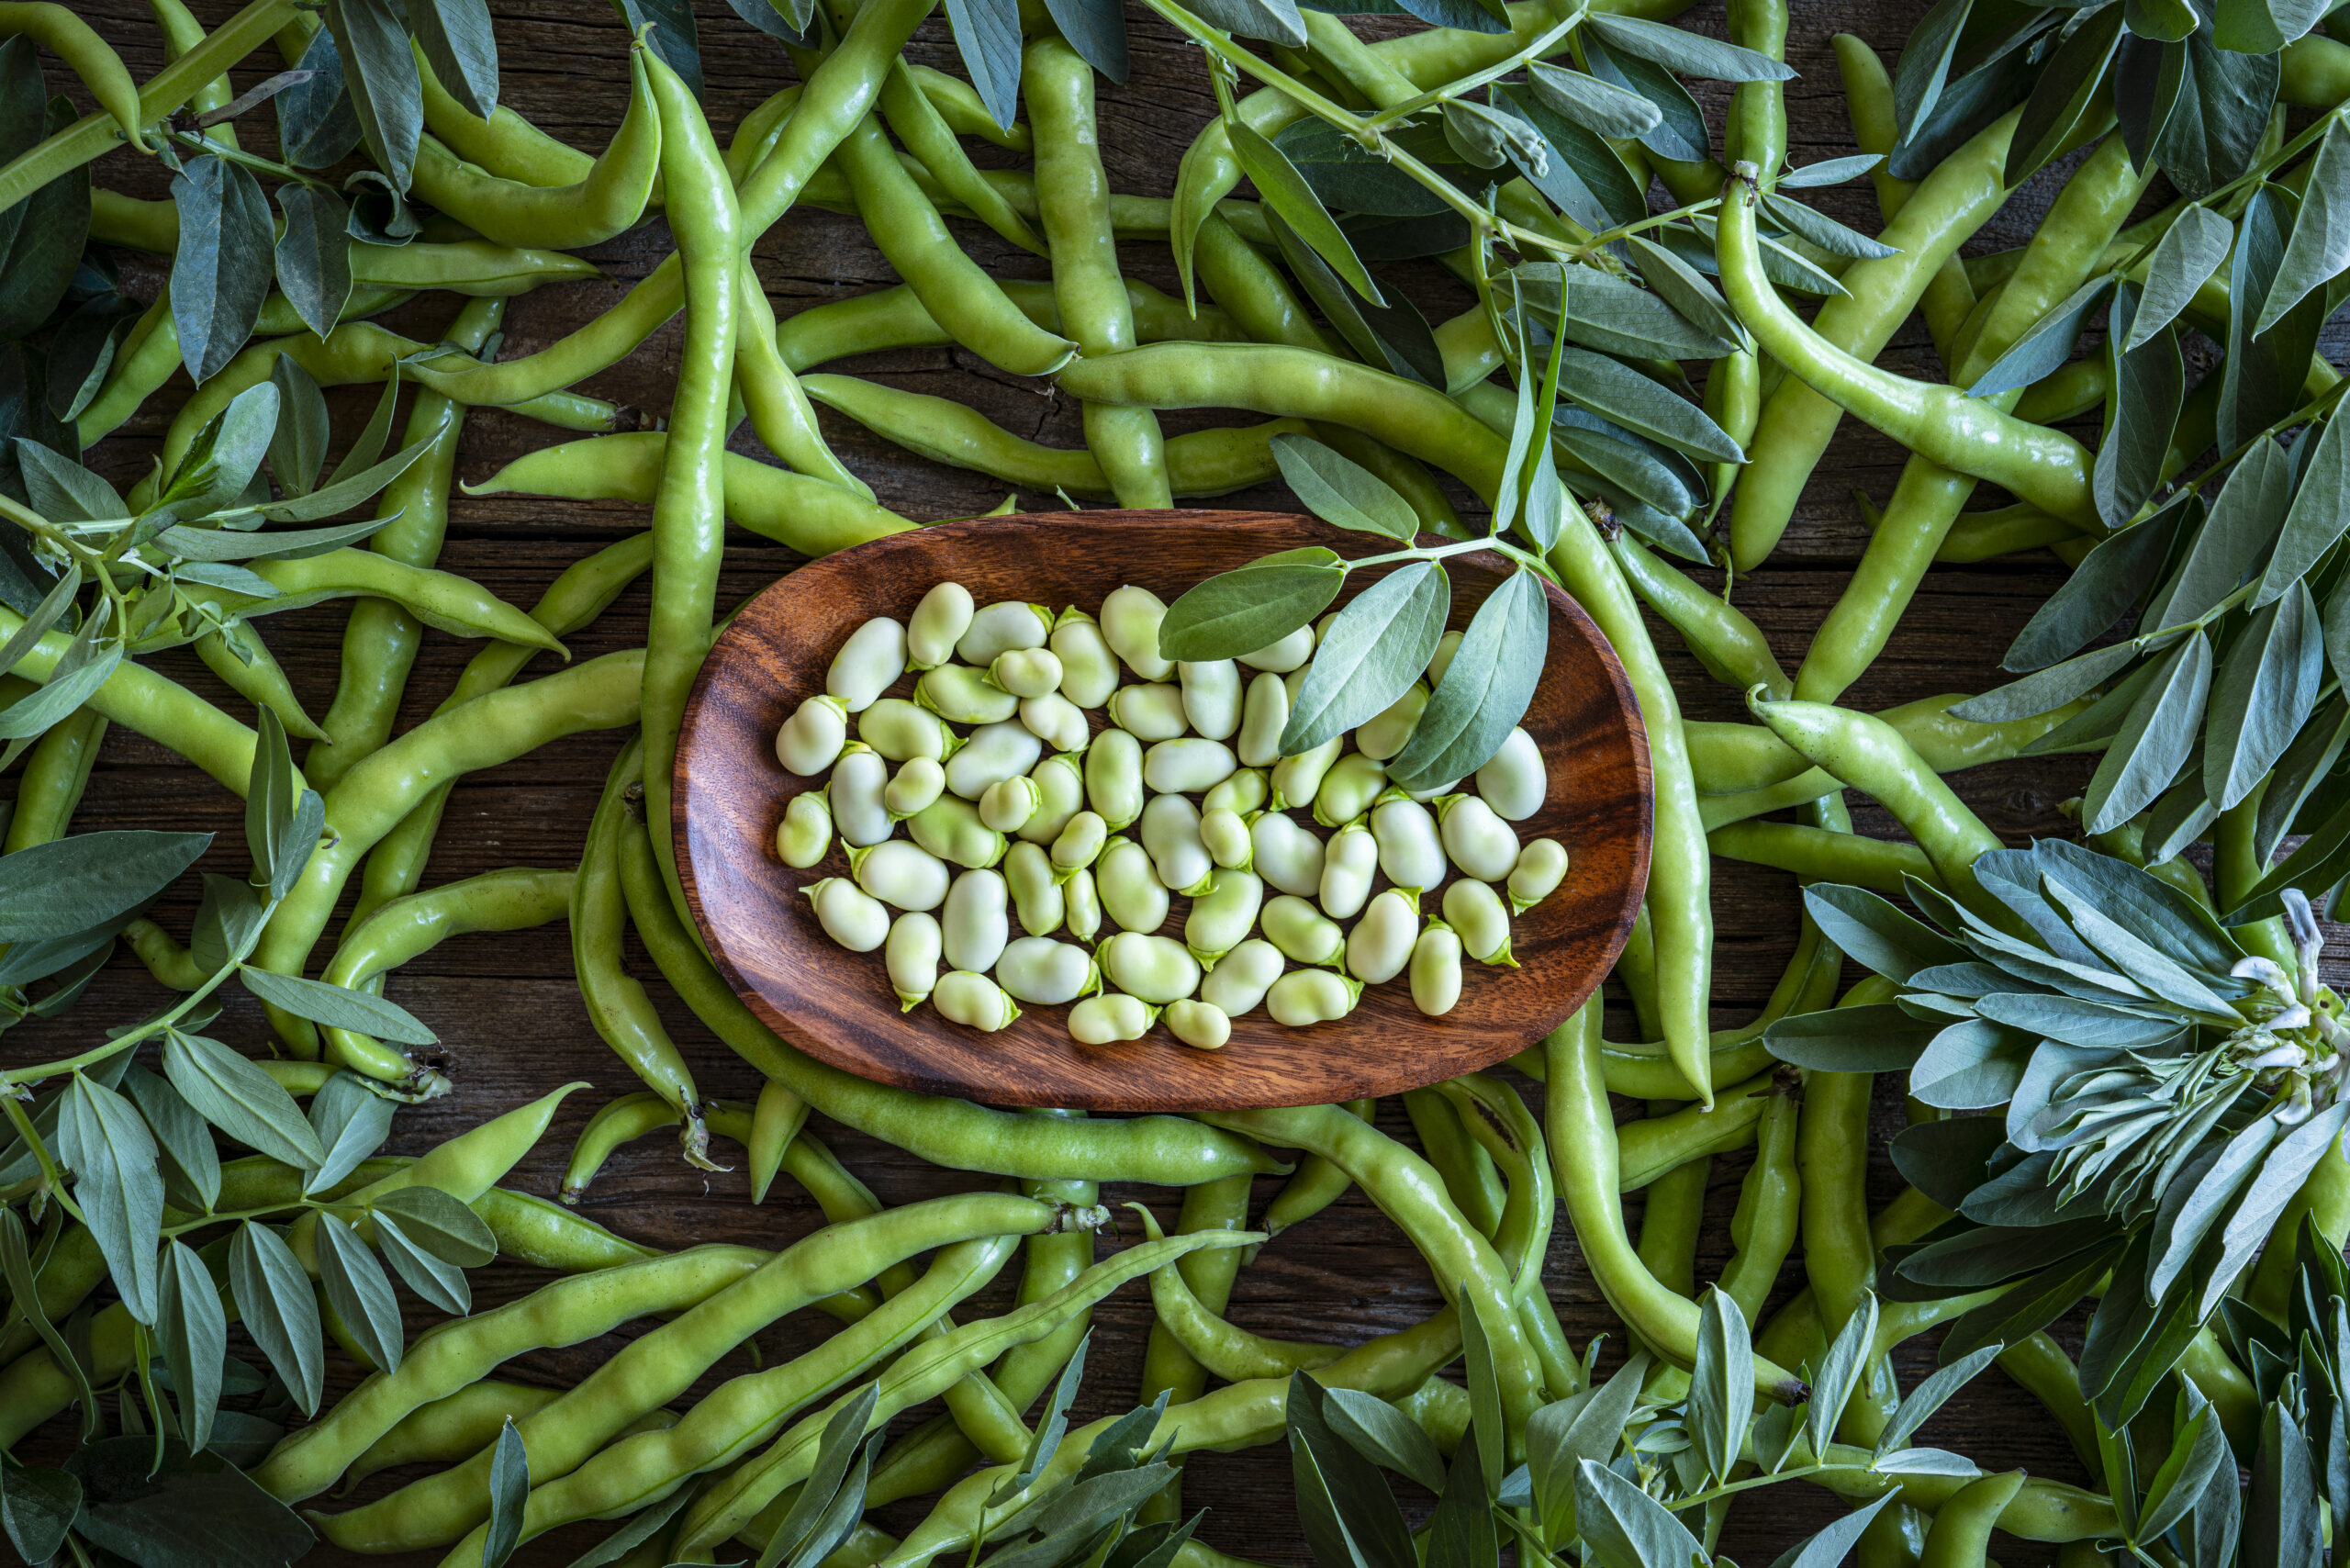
[1069,992,1157,1044]
[1179,659,1241,741]
[1427,630,1462,687]
[804,878,890,952]
[1237,673,1289,768]
[957,600,1053,666]
[1185,870,1261,964]
[1318,818,1378,920]
[1204,767,1268,816]
[1201,807,1252,870]
[1315,754,1389,830]
[1165,999,1231,1049]
[991,647,1064,699]
[908,581,974,670]
[1098,838,1169,933]
[858,698,952,764]
[1268,968,1361,1027]
[1102,585,1172,680]
[934,969,1020,1031]
[850,840,950,913]
[918,665,1019,724]
[981,777,1043,834]
[1476,727,1546,821]
[776,695,848,775]
[910,795,1007,870]
[1051,811,1108,874]
[948,721,1044,801]
[1064,866,1102,940]
[1101,932,1202,1004]
[1202,939,1283,1017]
[1110,683,1188,742]
[777,791,832,868]
[1004,842,1064,935]
[1239,625,1315,673]
[1145,738,1237,794]
[1019,692,1091,754]
[942,868,1010,971]
[888,912,942,1009]
[1140,793,1214,895]
[1438,793,1519,881]
[998,936,1100,1004]
[887,757,946,820]
[1250,812,1325,898]
[1411,922,1463,1015]
[1370,790,1443,890]
[829,745,891,847]
[1085,729,1145,829]
[1507,839,1569,913]
[1051,607,1120,707]
[828,617,908,712]
[1272,737,1342,812]
[1441,878,1516,966]
[1346,888,1418,984]
[1262,894,1344,967]
[1018,754,1086,845]
[1355,684,1427,762]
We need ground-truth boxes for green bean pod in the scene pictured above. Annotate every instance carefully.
[1,705,105,852]
[156,548,567,655]
[1139,1205,1357,1381]
[1717,1084,1799,1325]
[408,48,659,250]
[1612,534,1788,696]
[775,278,1247,372]
[1707,821,1939,891]
[337,1382,565,1495]
[1259,1097,1374,1241]
[1403,1087,1506,1239]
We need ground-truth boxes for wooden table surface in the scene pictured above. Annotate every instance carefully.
[29,2,2339,1562]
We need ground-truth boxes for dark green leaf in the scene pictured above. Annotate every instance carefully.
[0,86,88,343]
[2085,629,2211,833]
[0,1460,78,1563]
[157,379,280,525]
[2129,207,2232,352]
[0,636,119,741]
[328,0,424,193]
[1261,207,1443,387]
[157,1239,227,1454]
[2221,185,2322,451]
[2142,1389,2232,1541]
[373,1212,471,1315]
[1281,562,1449,755]
[0,554,79,678]
[0,1206,96,1442]
[1322,1386,1446,1493]
[1968,275,2114,399]
[1229,122,1382,304]
[1691,1289,1751,1485]
[157,516,391,564]
[940,0,1021,124]
[1576,1458,1706,1568]
[16,441,117,526]
[1801,882,1969,980]
[1582,11,1797,80]
[1182,0,1309,44]
[1425,1423,1500,1568]
[1286,1373,1417,1568]
[60,1072,164,1322]
[2205,583,2323,810]
[1270,118,1454,218]
[769,1384,879,1566]
[367,1184,498,1266]
[267,357,330,499]
[1558,345,1743,463]
[1764,192,1898,261]
[2095,286,2184,531]
[1527,62,1660,139]
[1158,549,1347,662]
[2147,439,2291,630]
[1461,1287,1504,1495]
[2154,26,2279,200]
[1620,235,1748,352]
[66,1438,313,1568]
[2005,3,2124,186]
[1876,1345,1998,1456]
[1388,569,1549,791]
[239,967,439,1046]
[305,1071,395,1195]
[1580,34,1708,162]
[413,0,498,118]
[229,1223,321,1414]
[2255,694,2349,863]
[274,185,352,342]
[1043,0,1126,81]
[1270,435,1417,542]
[1892,0,1971,134]
[1506,262,1742,360]
[1763,1003,1940,1070]
[2005,497,2187,672]
[123,1063,222,1215]
[2263,120,2350,333]
[2256,412,2350,607]
[169,156,274,384]
[1489,88,1649,235]
[563,1484,704,1568]
[2247,1398,2323,1568]
[1780,153,1885,188]
[278,26,364,169]
[316,1212,404,1372]
[162,1030,329,1170]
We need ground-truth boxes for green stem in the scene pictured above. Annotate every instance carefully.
[1359,10,1586,130]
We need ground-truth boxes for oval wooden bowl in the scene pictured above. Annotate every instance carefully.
[673,510,1651,1111]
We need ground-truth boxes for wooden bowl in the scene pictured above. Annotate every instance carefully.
[672,510,1651,1111]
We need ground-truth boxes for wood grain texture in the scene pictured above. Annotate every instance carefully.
[677,509,1651,1110]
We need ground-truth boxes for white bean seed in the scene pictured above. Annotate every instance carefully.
[1140,792,1214,894]
[1018,753,1086,845]
[917,665,1018,724]
[1271,736,1341,812]
[1267,969,1360,1027]
[885,757,945,820]
[1476,727,1547,821]
[1144,737,1237,794]
[850,839,950,912]
[1411,923,1463,1015]
[1051,608,1120,706]
[1442,878,1516,966]
[934,969,1020,1031]
[775,695,847,775]
[1238,625,1315,673]
[1201,807,1252,870]
[942,869,1010,971]
[1101,585,1172,680]
[907,582,974,670]
[1165,999,1231,1049]
[908,795,1006,869]
[1237,672,1290,768]
[981,776,1042,834]
[826,617,907,712]
[1097,838,1169,933]
[1185,870,1262,964]
[1051,811,1108,873]
[1354,683,1427,762]
[1004,841,1065,935]
[887,912,941,1009]
[1314,752,1386,827]
[1179,659,1240,741]
[1508,839,1569,913]
[1064,865,1102,940]
[1204,767,1268,816]
[947,720,1044,801]
[1250,812,1326,898]
[828,745,891,847]
[1261,894,1344,967]
[1069,992,1157,1044]
[1019,692,1091,753]
[1345,888,1417,983]
[1426,629,1462,688]
[1370,790,1444,890]
[1101,932,1202,1003]
[957,600,1052,666]
[857,698,950,763]
[803,877,889,952]
[1438,792,1520,881]
[1085,729,1145,829]
[997,936,1099,1004]
[1110,682,1189,741]
[1317,818,1377,920]
[776,791,831,868]
[1201,940,1283,1017]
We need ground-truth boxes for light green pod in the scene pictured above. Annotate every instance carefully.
[1318,817,1377,920]
[1165,999,1231,1050]
[1205,767,1268,817]
[909,794,1007,870]
[1346,887,1418,984]
[934,969,1020,1031]
[776,791,831,868]
[957,600,1053,666]
[1508,839,1569,913]
[1268,968,1361,1027]
[948,720,1044,801]
[1110,682,1189,741]
[1202,939,1283,1017]
[887,911,942,1010]
[908,581,975,670]
[1102,932,1203,1004]
[1185,870,1261,965]
[1315,753,1388,828]
[1239,624,1315,673]
[858,698,953,764]
[990,646,1064,699]
[918,665,1019,725]
[1369,789,1443,890]
[1064,866,1102,940]
[828,745,891,846]
[1019,753,1086,845]
[1442,878,1516,967]
[1438,792,1520,881]
[1098,837,1169,934]
[1237,672,1289,768]
[1069,992,1158,1044]
[1140,793,1214,896]
[1179,659,1241,741]
[1427,629,1462,688]
[848,840,950,913]
[827,617,908,712]
[1004,842,1065,936]
[1411,921,1463,1016]
[1145,738,1237,795]
[1019,692,1091,754]
[942,868,1010,971]
[1262,894,1344,968]
[1355,683,1427,763]
[1085,728,1145,829]
[776,694,848,775]
[1476,726,1546,821]
[1250,811,1325,898]
[1201,807,1252,870]
[1271,736,1342,812]
[885,757,946,820]
[981,777,1043,834]
[997,936,1100,1004]
[1102,584,1173,680]
[803,878,890,952]
[1051,811,1109,874]
[1051,607,1120,707]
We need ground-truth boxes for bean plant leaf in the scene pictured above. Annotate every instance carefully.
[1261,207,1444,386]
[1581,11,1796,80]
[2083,630,2210,834]
[2004,497,2188,672]
[2145,441,2290,631]
[169,155,274,384]
[268,357,330,499]
[2255,412,2350,607]
[0,829,208,943]
[942,0,1022,127]
[316,1212,405,1373]
[229,1221,324,1415]
[1576,1458,1706,1568]
[123,1064,222,1215]
[484,1417,530,1568]
[2094,286,2183,531]
[162,1029,329,1170]
[1968,275,2114,398]
[1763,193,1899,261]
[1488,89,1648,236]
[58,1073,163,1325]
[1807,1296,1880,1462]
[368,1185,498,1266]
[1527,62,1661,139]
[1779,153,1885,187]
[2261,121,2350,334]
[278,26,364,169]
[1271,436,1418,541]
[239,967,440,1046]
[413,0,499,119]
[2205,584,2323,811]
[1425,1427,1498,1568]
[2220,185,2320,451]
[1691,1289,1752,1485]
[0,1461,80,1563]
[1876,1345,2000,1455]
[155,1241,227,1454]
[1322,1387,1447,1494]
[374,1212,472,1315]
[305,1072,396,1195]
[2004,1,2125,187]
[2154,27,2278,199]
[1580,34,1708,162]
[1388,569,1550,790]
[1044,0,1129,82]
[1158,548,1348,662]
[274,184,353,342]
[327,0,424,193]
[1558,344,1744,463]
[1228,122,1382,304]
[1271,118,1457,218]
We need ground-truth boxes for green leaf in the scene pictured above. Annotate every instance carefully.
[2004,496,2188,672]
[0,637,119,741]
[1281,561,1449,755]
[1892,0,1973,142]
[2255,412,2350,607]
[1800,883,1969,979]
[2246,1396,2323,1568]
[2201,1102,2350,1317]
[1967,275,2114,398]
[267,357,330,498]
[484,1417,530,1568]
[162,1029,329,1170]
[1581,11,1796,80]
[367,1184,498,1266]
[1580,33,1708,162]
[63,1437,313,1564]
[1271,118,1456,218]
[1183,0,1308,44]
[1460,1286,1504,1496]
[0,1459,78,1563]
[1764,192,1899,262]
[1779,153,1886,188]
[239,966,439,1046]
[1040,0,1125,83]
[1425,1424,1500,1568]
[1875,1344,1998,1456]
[2155,28,2279,201]
[1527,62,1661,139]
[274,184,353,342]
[2214,0,2331,50]
[2263,126,2350,334]
[16,441,120,524]
[157,379,281,525]
[1158,549,1347,663]
[768,1383,879,1567]
[1558,344,1744,464]
[122,1063,223,1215]
[1270,436,1417,541]
[2221,185,2320,451]
[58,1073,164,1323]
[156,1239,227,1453]
[229,1223,322,1415]
[2255,694,2349,863]
[1691,1288,1751,1485]
[1619,235,1749,354]
[2094,287,2184,531]
[2003,2,2123,186]
[2083,629,2211,834]
[169,155,274,384]
[2130,208,2233,352]
[0,556,81,680]
[327,0,423,194]
[2205,583,2323,811]
[2141,1389,2232,1541]
[1763,1004,1939,1071]
[373,1211,471,1315]
[2146,438,2292,630]
[776,1434,878,1568]
[413,0,500,119]
[1228,121,1382,304]
[1488,88,1649,235]
[315,1211,404,1372]
[246,705,297,894]
[1575,1458,1707,1568]
[1388,570,1550,792]
[1321,1386,1446,1494]
[0,1206,96,1443]
[1807,1296,1879,1462]
[1285,1374,1416,1568]
[278,25,364,169]
[561,1484,703,1568]
[304,1071,395,1195]
[1261,207,1445,387]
